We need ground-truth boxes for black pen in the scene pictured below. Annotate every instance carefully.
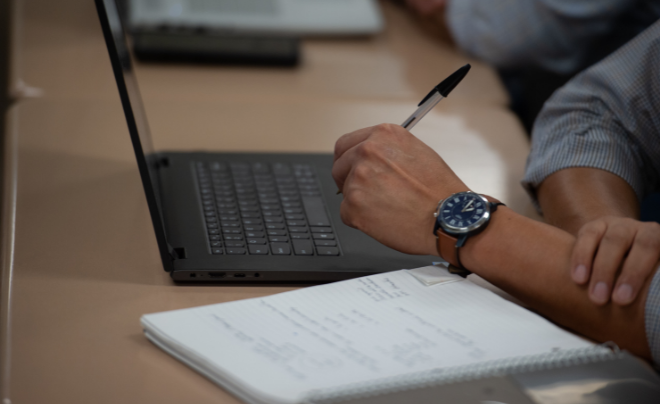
[337,64,471,194]
[401,64,471,130]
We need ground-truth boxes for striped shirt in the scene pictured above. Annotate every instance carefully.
[446,0,660,74]
[522,20,660,363]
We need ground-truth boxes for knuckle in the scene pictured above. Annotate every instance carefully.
[578,222,605,238]
[352,164,372,181]
[602,226,631,244]
[356,140,380,158]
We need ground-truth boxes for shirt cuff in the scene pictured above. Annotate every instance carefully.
[645,267,660,365]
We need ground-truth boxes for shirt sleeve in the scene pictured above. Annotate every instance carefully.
[645,268,660,364]
[522,20,660,207]
[445,0,631,74]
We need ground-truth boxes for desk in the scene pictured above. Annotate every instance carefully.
[1,1,534,403]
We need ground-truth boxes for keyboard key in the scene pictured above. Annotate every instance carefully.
[242,219,263,226]
[301,191,321,197]
[270,243,291,255]
[291,234,310,239]
[207,223,219,229]
[313,233,335,240]
[247,238,267,245]
[261,204,280,210]
[239,200,257,207]
[265,223,285,230]
[273,163,291,176]
[227,248,246,255]
[314,239,337,246]
[293,239,314,255]
[244,225,264,232]
[269,236,289,243]
[283,208,302,214]
[310,227,333,233]
[210,241,223,248]
[245,231,265,238]
[248,245,270,255]
[241,212,261,218]
[288,227,308,233]
[260,198,279,204]
[222,229,241,234]
[280,196,300,202]
[282,202,301,208]
[267,230,287,236]
[224,235,244,241]
[225,242,245,247]
[316,247,340,256]
[285,214,304,220]
[302,197,331,227]
[265,217,283,223]
[262,211,282,217]
[287,221,306,227]
[220,222,239,228]
[208,229,220,235]
[217,203,236,209]
[239,206,260,212]
[205,217,217,223]
[209,235,221,241]
[212,248,224,255]
[219,209,238,215]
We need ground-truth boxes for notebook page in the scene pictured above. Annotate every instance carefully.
[142,267,592,404]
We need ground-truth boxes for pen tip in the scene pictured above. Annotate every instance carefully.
[436,64,471,97]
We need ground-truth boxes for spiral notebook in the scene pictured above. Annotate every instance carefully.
[141,265,616,404]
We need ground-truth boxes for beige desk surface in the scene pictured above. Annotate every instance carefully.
[2,1,535,403]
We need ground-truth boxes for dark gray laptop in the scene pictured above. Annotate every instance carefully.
[95,0,435,283]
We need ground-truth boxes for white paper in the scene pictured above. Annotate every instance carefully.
[141,269,592,404]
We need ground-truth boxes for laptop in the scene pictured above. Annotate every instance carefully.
[95,0,435,283]
[128,0,384,36]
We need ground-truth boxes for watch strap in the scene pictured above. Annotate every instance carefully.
[435,194,504,272]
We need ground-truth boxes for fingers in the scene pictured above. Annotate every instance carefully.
[571,220,607,285]
[334,126,376,162]
[588,219,637,305]
[612,223,660,305]
[333,124,405,191]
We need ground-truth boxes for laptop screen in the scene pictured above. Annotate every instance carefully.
[95,0,175,270]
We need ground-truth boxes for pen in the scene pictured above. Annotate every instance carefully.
[401,63,471,130]
[337,64,471,194]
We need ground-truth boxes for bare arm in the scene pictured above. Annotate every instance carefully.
[461,206,651,359]
[333,124,653,360]
[537,167,639,235]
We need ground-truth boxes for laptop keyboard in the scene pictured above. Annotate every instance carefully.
[195,161,340,257]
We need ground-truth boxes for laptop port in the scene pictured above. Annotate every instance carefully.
[254,273,260,278]
[208,272,226,278]
[233,273,246,278]
[189,273,197,278]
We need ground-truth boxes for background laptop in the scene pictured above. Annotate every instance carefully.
[128,0,384,36]
[95,0,434,283]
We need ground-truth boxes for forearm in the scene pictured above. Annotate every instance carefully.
[537,167,639,235]
[461,207,651,359]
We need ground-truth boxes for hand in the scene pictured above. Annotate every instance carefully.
[332,124,469,256]
[405,0,448,16]
[571,216,660,305]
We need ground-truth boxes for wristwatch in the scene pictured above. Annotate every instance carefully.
[433,191,504,276]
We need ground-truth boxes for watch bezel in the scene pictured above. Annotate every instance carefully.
[436,192,491,235]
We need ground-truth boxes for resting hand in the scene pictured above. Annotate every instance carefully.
[332,124,468,256]
[405,0,448,16]
[571,216,660,305]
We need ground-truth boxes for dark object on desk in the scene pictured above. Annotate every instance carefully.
[132,30,300,67]
[95,0,436,283]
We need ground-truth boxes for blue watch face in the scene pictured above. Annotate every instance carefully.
[440,193,488,231]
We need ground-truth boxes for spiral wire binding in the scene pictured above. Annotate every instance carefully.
[304,344,621,404]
